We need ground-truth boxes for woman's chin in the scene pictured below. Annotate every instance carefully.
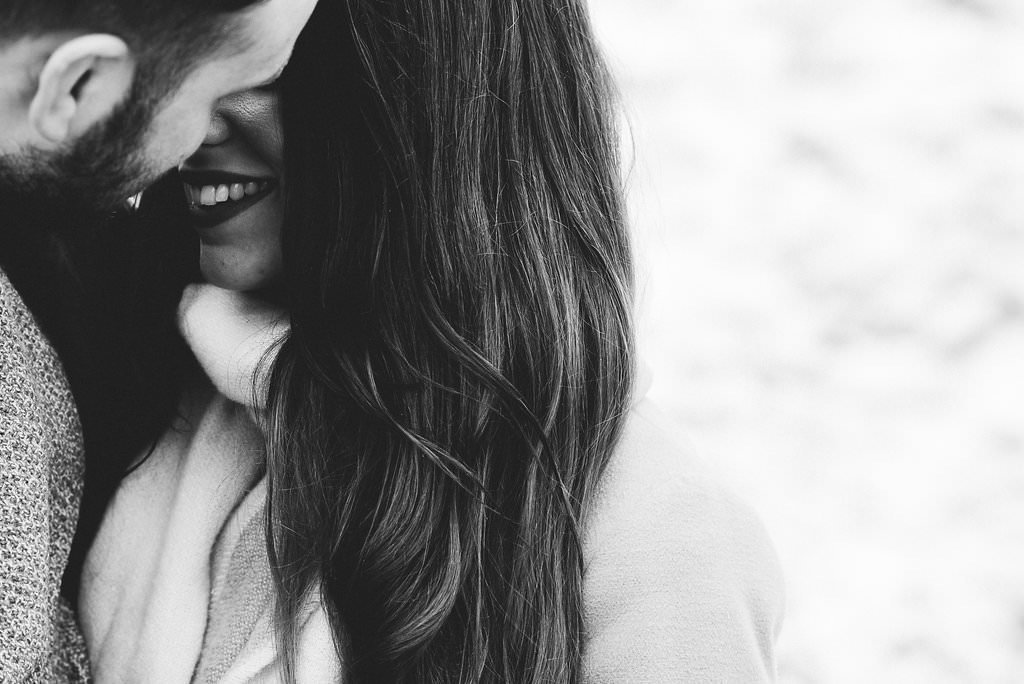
[199,271,248,291]
[198,251,281,293]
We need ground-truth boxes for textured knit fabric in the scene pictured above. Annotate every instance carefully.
[81,374,784,683]
[193,487,274,683]
[0,267,91,682]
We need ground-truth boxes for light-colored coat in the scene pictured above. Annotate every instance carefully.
[82,370,784,682]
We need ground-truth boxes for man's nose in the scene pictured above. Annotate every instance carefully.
[202,113,230,146]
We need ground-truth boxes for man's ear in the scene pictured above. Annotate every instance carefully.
[27,34,135,146]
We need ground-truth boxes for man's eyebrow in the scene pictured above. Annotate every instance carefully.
[253,72,283,90]
[252,65,285,90]
[259,54,292,86]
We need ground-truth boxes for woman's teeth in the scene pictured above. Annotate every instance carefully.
[187,181,269,206]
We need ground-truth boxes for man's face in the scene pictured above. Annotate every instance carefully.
[0,0,318,213]
[140,0,319,189]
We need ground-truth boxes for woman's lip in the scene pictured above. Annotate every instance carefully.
[178,169,273,187]
[182,178,278,229]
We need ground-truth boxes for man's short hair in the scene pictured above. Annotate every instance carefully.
[0,0,266,92]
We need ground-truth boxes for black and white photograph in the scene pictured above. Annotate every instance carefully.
[0,0,1020,682]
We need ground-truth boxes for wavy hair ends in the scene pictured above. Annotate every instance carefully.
[265,0,636,681]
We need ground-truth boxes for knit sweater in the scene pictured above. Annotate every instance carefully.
[80,371,784,683]
[0,267,91,682]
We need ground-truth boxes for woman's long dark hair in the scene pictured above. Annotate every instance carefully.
[263,1,635,681]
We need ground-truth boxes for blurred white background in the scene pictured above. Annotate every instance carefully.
[588,0,1024,682]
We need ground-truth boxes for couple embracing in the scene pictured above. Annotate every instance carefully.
[0,0,784,682]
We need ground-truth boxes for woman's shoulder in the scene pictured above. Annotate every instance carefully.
[585,395,778,562]
[581,395,785,682]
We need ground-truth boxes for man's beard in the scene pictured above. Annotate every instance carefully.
[0,77,165,222]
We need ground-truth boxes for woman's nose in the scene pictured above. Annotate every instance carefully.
[202,112,231,146]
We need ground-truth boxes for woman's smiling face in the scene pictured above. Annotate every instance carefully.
[179,86,285,292]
